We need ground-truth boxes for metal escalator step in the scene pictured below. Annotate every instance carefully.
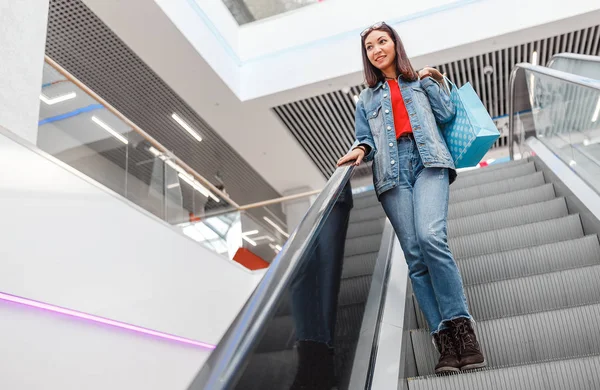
[410,303,600,376]
[456,158,530,178]
[345,233,383,257]
[347,218,385,239]
[448,183,556,220]
[459,235,600,285]
[352,192,380,210]
[407,355,600,390]
[256,303,365,353]
[449,215,584,259]
[448,198,568,238]
[349,204,386,223]
[463,265,600,322]
[342,252,378,279]
[237,339,357,390]
[450,171,545,204]
[276,275,372,316]
[236,349,297,390]
[451,162,537,190]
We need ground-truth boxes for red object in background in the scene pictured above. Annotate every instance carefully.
[479,161,489,168]
[233,248,269,270]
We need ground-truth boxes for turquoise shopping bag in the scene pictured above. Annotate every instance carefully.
[443,79,500,168]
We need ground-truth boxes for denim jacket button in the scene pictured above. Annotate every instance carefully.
[384,94,388,98]
[387,126,392,130]
[391,160,395,165]
[389,142,394,147]
[385,109,390,114]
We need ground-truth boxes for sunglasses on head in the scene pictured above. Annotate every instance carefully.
[360,21,387,37]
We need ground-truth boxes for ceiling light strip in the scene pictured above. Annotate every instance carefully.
[172,113,203,142]
[263,216,289,238]
[40,92,77,105]
[91,116,128,144]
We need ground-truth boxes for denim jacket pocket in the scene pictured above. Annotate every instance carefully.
[367,104,383,137]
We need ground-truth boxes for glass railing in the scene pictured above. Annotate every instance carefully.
[222,0,319,25]
[38,57,291,262]
[509,62,600,192]
[547,53,600,80]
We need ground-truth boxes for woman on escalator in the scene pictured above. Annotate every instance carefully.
[337,22,486,374]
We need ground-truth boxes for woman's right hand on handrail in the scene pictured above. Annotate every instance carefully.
[337,148,366,167]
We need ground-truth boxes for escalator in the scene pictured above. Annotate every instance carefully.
[236,190,385,389]
[407,157,600,389]
[188,55,600,390]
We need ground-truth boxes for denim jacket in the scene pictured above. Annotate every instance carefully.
[353,76,457,197]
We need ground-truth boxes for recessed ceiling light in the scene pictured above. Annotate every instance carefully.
[242,235,257,247]
[91,116,128,144]
[40,92,76,105]
[263,216,289,238]
[172,113,202,142]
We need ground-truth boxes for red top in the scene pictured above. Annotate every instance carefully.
[387,79,412,138]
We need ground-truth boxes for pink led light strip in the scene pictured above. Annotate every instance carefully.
[0,291,216,350]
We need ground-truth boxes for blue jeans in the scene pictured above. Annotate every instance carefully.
[380,136,471,334]
[290,193,352,347]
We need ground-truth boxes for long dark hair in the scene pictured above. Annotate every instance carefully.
[361,23,418,87]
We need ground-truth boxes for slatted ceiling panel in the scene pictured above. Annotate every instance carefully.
[45,0,285,220]
[274,25,600,179]
[592,27,600,53]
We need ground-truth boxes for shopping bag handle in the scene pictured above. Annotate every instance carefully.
[442,75,457,95]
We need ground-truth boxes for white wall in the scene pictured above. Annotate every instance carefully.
[0,298,207,390]
[0,127,264,386]
[0,0,49,143]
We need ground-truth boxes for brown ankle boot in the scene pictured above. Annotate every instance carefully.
[433,328,461,374]
[450,317,487,371]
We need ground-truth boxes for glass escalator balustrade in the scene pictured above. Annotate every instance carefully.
[38,60,287,263]
[514,65,600,192]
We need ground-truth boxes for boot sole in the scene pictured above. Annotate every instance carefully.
[435,366,460,375]
[460,360,487,371]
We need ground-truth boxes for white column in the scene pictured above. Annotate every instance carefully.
[0,0,49,144]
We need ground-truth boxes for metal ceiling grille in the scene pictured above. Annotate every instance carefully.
[45,0,284,221]
[274,25,600,179]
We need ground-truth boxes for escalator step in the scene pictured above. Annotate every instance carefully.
[410,303,600,376]
[448,198,568,238]
[256,303,365,353]
[449,215,584,259]
[413,265,600,329]
[345,233,383,257]
[448,183,555,220]
[352,192,380,210]
[459,235,600,286]
[407,355,600,390]
[450,171,545,204]
[342,251,378,279]
[451,162,537,190]
[346,218,385,239]
[349,204,386,223]
[275,275,372,317]
[455,158,530,179]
